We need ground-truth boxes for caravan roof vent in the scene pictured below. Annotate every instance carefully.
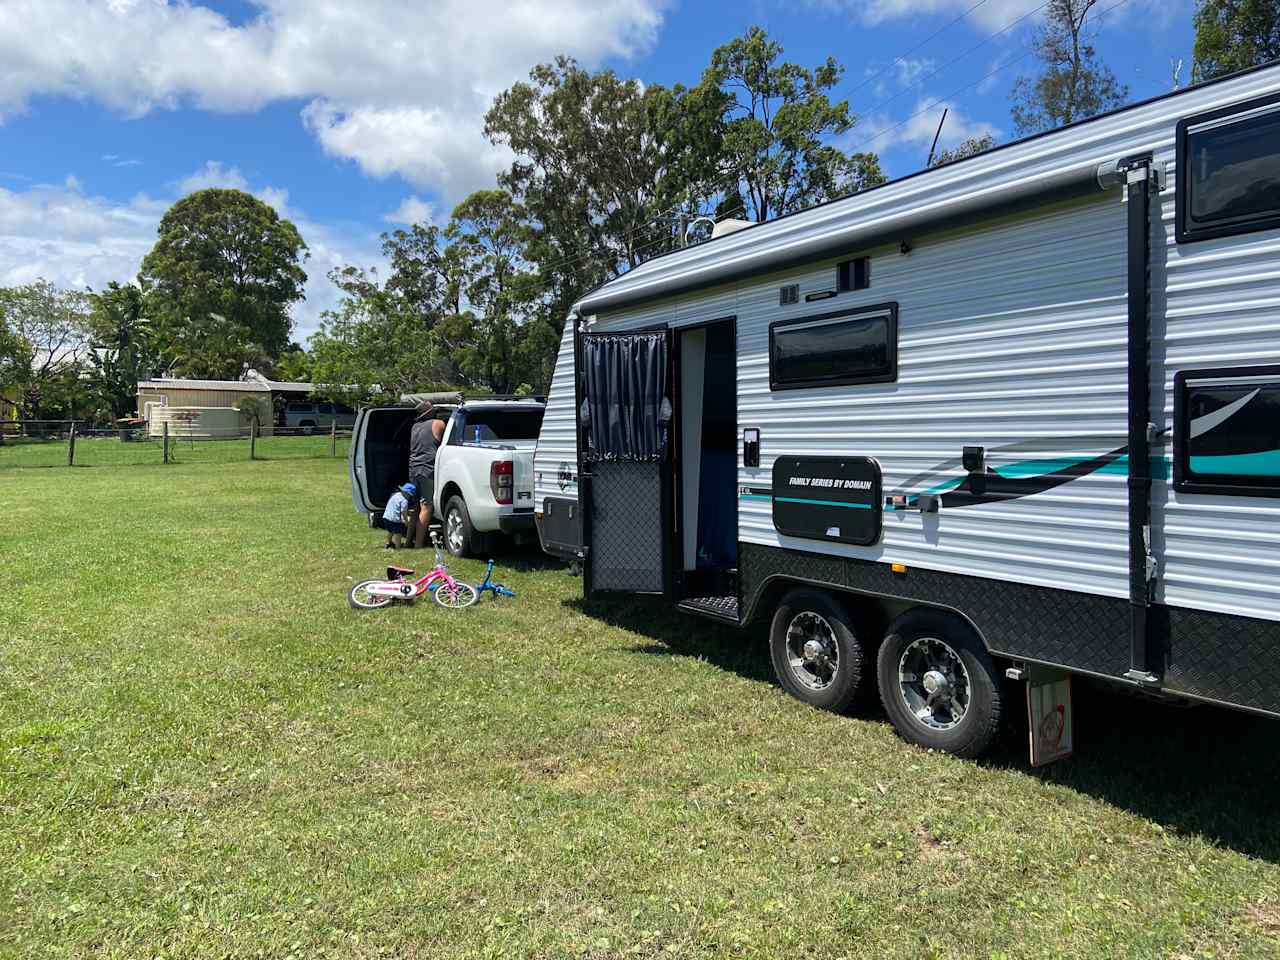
[711,218,756,239]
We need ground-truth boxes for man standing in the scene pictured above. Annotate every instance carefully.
[410,401,446,549]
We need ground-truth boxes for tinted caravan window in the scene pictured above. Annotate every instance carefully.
[1178,95,1280,243]
[770,303,898,390]
[1175,366,1280,498]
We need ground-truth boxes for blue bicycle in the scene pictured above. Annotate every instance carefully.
[475,560,516,601]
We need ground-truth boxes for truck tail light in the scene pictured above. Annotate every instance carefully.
[490,460,513,504]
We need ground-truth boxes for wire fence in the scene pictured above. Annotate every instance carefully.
[0,421,353,470]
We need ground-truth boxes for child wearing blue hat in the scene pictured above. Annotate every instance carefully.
[379,482,417,549]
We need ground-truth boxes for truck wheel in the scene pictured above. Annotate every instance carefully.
[300,420,316,435]
[769,588,865,713]
[443,496,477,558]
[876,609,1004,759]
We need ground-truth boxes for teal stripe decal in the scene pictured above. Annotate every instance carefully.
[774,496,872,509]
[1190,449,1280,476]
[993,454,1171,481]
[740,494,771,501]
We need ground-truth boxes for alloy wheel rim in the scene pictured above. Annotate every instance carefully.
[446,509,463,552]
[897,636,971,730]
[785,611,839,691]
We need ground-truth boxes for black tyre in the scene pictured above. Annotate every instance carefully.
[876,609,1004,758]
[769,588,865,713]
[443,495,477,558]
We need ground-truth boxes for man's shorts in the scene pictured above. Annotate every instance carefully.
[378,517,408,537]
[409,470,434,508]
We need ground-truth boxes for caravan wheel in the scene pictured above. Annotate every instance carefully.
[876,610,1004,758]
[769,589,865,713]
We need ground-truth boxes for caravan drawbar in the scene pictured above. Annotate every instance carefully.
[531,64,1280,759]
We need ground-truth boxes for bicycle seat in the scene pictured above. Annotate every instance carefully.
[386,565,415,580]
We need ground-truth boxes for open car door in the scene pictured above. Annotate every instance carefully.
[349,405,418,515]
[577,328,674,600]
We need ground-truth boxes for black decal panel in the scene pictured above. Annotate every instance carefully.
[771,456,882,546]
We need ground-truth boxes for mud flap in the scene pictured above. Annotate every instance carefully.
[1026,666,1074,766]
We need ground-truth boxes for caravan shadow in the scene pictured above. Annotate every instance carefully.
[572,594,1280,863]
[566,594,772,685]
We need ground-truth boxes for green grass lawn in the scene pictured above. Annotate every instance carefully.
[2,458,1279,959]
[0,434,350,469]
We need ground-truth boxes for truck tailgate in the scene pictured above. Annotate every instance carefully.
[513,448,535,509]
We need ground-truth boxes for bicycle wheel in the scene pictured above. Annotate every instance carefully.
[433,581,478,609]
[349,580,394,610]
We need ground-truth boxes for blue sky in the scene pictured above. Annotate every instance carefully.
[0,0,1195,339]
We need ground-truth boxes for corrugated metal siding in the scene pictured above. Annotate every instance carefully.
[1154,150,1280,621]
[138,388,274,435]
[533,318,579,512]
[137,387,264,411]
[536,65,1280,622]
[591,194,1132,599]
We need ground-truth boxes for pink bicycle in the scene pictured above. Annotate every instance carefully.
[348,536,478,610]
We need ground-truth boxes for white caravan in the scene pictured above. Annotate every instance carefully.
[532,64,1280,759]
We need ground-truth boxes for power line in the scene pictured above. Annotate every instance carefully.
[845,0,996,101]
[581,0,1048,229]
[535,204,747,279]
[853,0,1053,124]
[844,0,1137,158]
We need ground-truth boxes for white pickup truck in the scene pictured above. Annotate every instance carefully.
[349,397,544,556]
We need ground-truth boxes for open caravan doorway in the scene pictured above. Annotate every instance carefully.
[675,318,739,621]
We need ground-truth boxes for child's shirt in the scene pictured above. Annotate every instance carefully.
[383,491,410,523]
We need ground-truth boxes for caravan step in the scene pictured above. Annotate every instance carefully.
[677,595,740,623]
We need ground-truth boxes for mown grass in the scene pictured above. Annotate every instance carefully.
[1,457,1279,959]
[0,434,350,469]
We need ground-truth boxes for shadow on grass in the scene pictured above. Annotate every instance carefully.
[573,594,1280,863]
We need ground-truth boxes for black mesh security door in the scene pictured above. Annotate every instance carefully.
[577,329,673,598]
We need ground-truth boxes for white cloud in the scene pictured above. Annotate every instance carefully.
[173,161,293,220]
[810,0,1043,31]
[0,181,159,291]
[383,196,438,226]
[301,101,513,203]
[0,0,668,205]
[853,100,1001,165]
[894,57,936,87]
[177,160,249,194]
[0,167,382,341]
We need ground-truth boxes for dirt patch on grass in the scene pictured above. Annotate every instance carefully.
[914,827,969,867]
[1243,900,1280,936]
[514,753,613,793]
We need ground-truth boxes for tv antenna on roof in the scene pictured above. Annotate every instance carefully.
[926,107,949,168]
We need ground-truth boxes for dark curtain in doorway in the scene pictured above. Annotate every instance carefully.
[581,332,670,462]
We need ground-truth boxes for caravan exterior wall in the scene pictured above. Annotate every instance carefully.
[532,64,1280,754]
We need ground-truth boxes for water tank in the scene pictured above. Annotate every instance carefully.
[148,406,244,439]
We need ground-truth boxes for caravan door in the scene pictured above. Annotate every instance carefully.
[577,328,673,599]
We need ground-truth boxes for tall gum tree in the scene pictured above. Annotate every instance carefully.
[1010,0,1129,136]
[1193,0,1280,81]
[696,26,884,223]
[139,188,309,380]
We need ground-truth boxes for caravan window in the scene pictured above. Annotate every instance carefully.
[769,302,898,390]
[1177,93,1280,243]
[1175,365,1280,498]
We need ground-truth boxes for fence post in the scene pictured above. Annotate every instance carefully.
[162,420,169,465]
[250,421,258,461]
[331,420,337,457]
[67,423,76,466]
